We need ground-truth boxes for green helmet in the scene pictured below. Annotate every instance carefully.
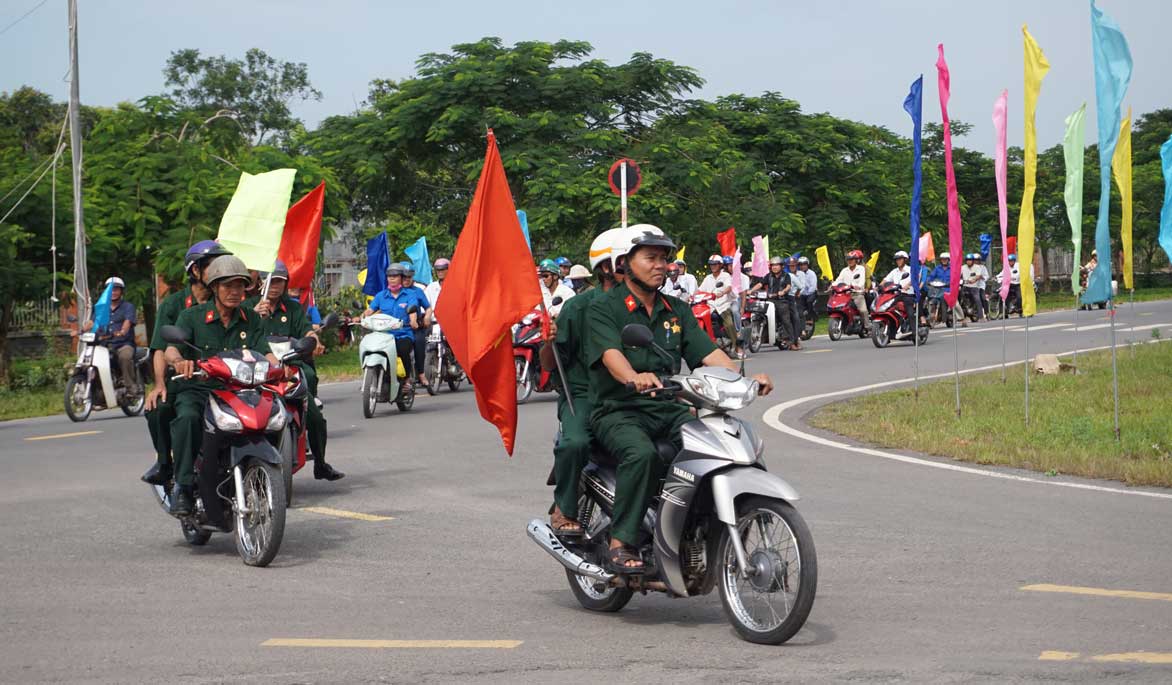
[538,258,560,276]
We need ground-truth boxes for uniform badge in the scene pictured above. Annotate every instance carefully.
[205,310,215,323]
[624,295,637,312]
[240,331,247,340]
[663,321,671,330]
[280,315,287,323]
[672,323,682,334]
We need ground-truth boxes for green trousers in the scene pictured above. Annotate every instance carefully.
[553,393,593,518]
[169,385,210,487]
[144,380,178,469]
[299,364,327,463]
[592,404,692,545]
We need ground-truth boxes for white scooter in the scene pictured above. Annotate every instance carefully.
[355,312,415,418]
[743,291,780,353]
[64,331,149,422]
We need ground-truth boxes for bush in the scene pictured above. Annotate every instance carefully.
[9,355,71,390]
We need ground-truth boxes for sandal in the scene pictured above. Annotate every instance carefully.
[607,545,645,573]
[550,509,583,537]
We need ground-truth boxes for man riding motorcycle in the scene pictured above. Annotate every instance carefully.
[401,264,432,388]
[555,256,574,289]
[698,254,740,358]
[793,256,818,325]
[424,257,449,309]
[164,255,281,516]
[538,227,627,535]
[539,258,576,317]
[880,250,924,328]
[961,253,988,321]
[95,276,141,398]
[586,228,773,571]
[758,256,800,350]
[362,263,421,387]
[660,262,689,299]
[142,240,229,486]
[245,259,343,481]
[926,252,965,327]
[834,250,871,335]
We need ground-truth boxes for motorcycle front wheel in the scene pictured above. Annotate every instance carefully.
[748,319,763,353]
[827,317,842,341]
[424,347,442,396]
[235,461,287,567]
[871,321,892,348]
[64,374,92,422]
[515,356,533,404]
[718,497,817,645]
[361,367,380,419]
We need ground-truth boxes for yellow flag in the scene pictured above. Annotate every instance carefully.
[1017,25,1049,317]
[865,251,881,278]
[815,245,834,281]
[1113,108,1133,290]
[762,237,769,264]
[357,268,368,287]
[216,168,297,271]
[676,245,686,262]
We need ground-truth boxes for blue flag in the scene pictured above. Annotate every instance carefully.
[1084,0,1132,304]
[1160,137,1172,265]
[978,233,993,263]
[404,236,432,285]
[904,75,924,301]
[516,210,532,252]
[363,232,389,296]
[90,281,115,332]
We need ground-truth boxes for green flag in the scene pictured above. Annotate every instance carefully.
[1063,104,1086,295]
[217,169,297,271]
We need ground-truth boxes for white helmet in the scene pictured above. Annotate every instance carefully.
[894,250,909,260]
[612,224,669,271]
[589,227,625,270]
[104,276,125,289]
[938,251,950,260]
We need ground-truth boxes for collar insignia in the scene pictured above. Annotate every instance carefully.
[205,310,215,323]
[624,295,637,312]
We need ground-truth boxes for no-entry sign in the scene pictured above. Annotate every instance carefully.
[608,158,642,197]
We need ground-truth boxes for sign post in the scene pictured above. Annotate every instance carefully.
[608,158,642,229]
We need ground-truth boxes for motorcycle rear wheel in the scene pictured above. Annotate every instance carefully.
[181,519,211,546]
[515,356,533,404]
[119,384,145,417]
[748,319,763,353]
[235,461,287,567]
[566,497,634,613]
[718,497,817,645]
[801,319,814,341]
[395,379,415,412]
[361,367,380,419]
[827,317,842,341]
[424,347,442,396]
[64,374,92,422]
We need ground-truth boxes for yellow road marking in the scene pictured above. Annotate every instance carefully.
[300,506,393,522]
[1021,583,1172,603]
[262,639,522,649]
[24,430,102,442]
[801,349,831,354]
[1038,651,1080,661]
[1091,652,1172,664]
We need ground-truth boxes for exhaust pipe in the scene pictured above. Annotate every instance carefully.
[527,519,614,583]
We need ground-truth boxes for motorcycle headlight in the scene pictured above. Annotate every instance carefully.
[252,360,270,384]
[222,357,254,385]
[208,398,243,432]
[687,374,758,411]
[79,332,96,343]
[265,401,287,432]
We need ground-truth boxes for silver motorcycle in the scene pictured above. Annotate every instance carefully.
[64,330,149,422]
[529,324,817,645]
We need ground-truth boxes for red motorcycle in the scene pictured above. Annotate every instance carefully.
[825,284,868,341]
[514,308,557,403]
[869,284,929,348]
[152,325,316,567]
[691,288,734,353]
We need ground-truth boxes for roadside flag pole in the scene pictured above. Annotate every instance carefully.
[1024,315,1031,425]
[1072,293,1080,368]
[913,300,920,400]
[541,304,574,418]
[1129,288,1136,358]
[1000,302,1008,382]
[1109,298,1120,440]
[952,308,961,417]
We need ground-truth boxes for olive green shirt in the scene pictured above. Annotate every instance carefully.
[585,282,717,415]
[242,294,312,339]
[554,287,599,399]
[150,286,197,352]
[172,301,271,361]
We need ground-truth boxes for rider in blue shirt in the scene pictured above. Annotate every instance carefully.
[362,263,420,381]
[401,263,432,388]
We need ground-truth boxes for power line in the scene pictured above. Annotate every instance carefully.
[0,0,50,38]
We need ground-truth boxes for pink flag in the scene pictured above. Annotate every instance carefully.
[731,249,745,294]
[919,232,935,263]
[936,44,964,307]
[993,89,1012,301]
[751,236,769,277]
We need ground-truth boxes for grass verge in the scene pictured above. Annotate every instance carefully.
[315,346,362,382]
[0,387,63,422]
[808,340,1172,488]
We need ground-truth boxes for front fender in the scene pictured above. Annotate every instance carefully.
[362,351,388,368]
[230,436,283,468]
[711,467,801,525]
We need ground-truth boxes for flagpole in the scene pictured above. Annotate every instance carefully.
[913,300,920,400]
[1024,315,1031,425]
[1110,298,1120,440]
[1072,294,1080,369]
[1000,300,1008,383]
[542,304,575,418]
[620,161,628,229]
[952,310,960,418]
[1129,288,1135,358]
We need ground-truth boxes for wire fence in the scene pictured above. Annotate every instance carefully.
[10,299,61,331]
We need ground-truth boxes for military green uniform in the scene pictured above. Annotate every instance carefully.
[145,286,199,472]
[586,283,717,545]
[169,302,271,487]
[243,294,327,466]
[551,287,599,518]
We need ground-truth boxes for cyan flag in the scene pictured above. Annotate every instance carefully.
[1084,0,1132,304]
[363,232,389,296]
[979,233,993,263]
[1160,137,1172,265]
[904,75,924,301]
[90,281,115,332]
[516,210,531,252]
[404,236,432,285]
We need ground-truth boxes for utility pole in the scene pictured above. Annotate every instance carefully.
[68,0,90,328]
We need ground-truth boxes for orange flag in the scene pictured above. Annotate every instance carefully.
[278,181,325,290]
[434,131,542,455]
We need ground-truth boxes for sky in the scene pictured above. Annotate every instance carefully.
[2,0,1169,156]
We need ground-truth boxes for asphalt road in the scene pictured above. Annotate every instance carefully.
[2,300,1171,683]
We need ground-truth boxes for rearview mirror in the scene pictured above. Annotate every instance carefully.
[621,324,654,349]
[161,325,190,345]
[551,296,563,306]
[320,312,340,330]
[293,336,317,356]
[716,281,725,288]
[351,300,362,309]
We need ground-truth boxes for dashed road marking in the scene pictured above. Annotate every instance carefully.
[300,506,393,522]
[262,639,522,649]
[800,349,831,354]
[24,430,102,441]
[1039,651,1080,661]
[1021,583,1172,603]
[1091,652,1172,664]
